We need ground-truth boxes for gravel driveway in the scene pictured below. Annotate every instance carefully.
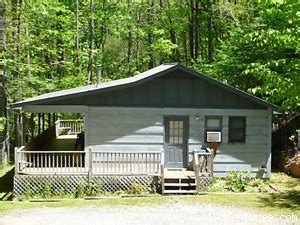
[0,203,297,225]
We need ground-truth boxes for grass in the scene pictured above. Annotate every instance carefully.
[0,168,299,218]
[0,164,14,201]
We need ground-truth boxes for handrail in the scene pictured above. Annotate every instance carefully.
[19,150,84,154]
[193,151,213,191]
[58,119,84,122]
[160,151,165,193]
[15,147,162,176]
[55,119,84,137]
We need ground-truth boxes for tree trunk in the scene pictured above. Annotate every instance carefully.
[147,0,154,69]
[207,0,213,63]
[0,1,10,162]
[87,0,94,84]
[75,0,80,74]
[189,0,194,60]
[166,0,180,62]
[127,0,132,75]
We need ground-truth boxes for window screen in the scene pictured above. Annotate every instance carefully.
[229,117,246,143]
[205,116,222,131]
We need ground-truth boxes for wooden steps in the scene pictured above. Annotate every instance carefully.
[162,170,197,195]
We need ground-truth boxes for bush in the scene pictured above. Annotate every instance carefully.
[207,178,226,192]
[225,171,252,192]
[128,183,146,195]
[206,171,271,193]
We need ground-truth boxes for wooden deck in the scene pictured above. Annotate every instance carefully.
[164,169,195,179]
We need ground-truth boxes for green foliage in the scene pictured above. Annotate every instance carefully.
[3,0,298,112]
[41,182,52,198]
[207,177,227,192]
[127,183,146,195]
[210,0,300,110]
[0,117,4,133]
[225,171,252,192]
[208,171,271,193]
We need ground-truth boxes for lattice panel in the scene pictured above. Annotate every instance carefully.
[14,175,160,197]
[92,176,160,193]
[198,174,213,190]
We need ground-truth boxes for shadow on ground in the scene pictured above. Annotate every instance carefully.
[259,191,300,211]
[0,167,14,200]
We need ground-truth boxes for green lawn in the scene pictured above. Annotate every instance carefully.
[0,167,299,218]
[0,164,14,201]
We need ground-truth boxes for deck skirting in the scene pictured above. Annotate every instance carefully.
[14,174,160,197]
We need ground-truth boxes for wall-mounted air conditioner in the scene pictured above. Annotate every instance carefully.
[206,131,221,143]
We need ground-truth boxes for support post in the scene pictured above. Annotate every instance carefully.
[52,113,56,126]
[17,112,25,146]
[42,113,45,132]
[14,147,19,175]
[88,147,93,182]
[160,151,165,194]
[48,113,51,128]
[38,113,41,135]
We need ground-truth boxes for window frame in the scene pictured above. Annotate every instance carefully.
[204,116,223,143]
[228,116,246,143]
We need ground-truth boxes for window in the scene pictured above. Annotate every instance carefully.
[229,117,246,143]
[169,120,184,144]
[205,116,222,142]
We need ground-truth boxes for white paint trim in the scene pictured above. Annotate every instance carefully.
[23,105,86,113]
[88,107,269,116]
[266,106,272,178]
[84,106,89,169]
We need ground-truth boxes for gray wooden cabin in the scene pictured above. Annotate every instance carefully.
[12,63,278,195]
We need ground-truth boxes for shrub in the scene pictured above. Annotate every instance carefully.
[225,171,252,192]
[207,178,226,192]
[128,183,145,195]
[41,182,52,198]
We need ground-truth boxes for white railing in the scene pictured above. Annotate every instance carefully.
[15,147,86,174]
[55,119,84,137]
[15,146,162,176]
[91,151,162,175]
[193,151,213,191]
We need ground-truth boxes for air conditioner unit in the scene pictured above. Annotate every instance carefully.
[207,131,221,143]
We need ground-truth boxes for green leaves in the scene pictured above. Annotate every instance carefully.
[209,0,300,110]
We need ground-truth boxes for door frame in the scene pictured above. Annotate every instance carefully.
[163,115,189,168]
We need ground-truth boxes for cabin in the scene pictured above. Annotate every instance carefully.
[12,63,278,195]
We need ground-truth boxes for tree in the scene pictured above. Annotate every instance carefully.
[210,0,300,110]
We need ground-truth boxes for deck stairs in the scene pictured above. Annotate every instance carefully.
[162,169,197,194]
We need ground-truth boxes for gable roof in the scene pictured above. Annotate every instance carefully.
[12,63,280,111]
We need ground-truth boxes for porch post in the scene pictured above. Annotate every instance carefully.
[48,113,51,128]
[88,147,93,182]
[52,113,56,125]
[42,113,45,132]
[17,111,25,146]
[38,113,41,135]
[14,147,19,175]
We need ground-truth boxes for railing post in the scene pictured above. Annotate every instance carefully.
[88,148,93,182]
[14,147,19,175]
[55,120,60,137]
[160,151,165,194]
[193,152,200,192]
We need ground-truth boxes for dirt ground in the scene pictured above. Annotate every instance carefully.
[0,203,297,225]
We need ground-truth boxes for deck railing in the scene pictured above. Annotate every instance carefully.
[15,146,162,176]
[193,151,213,190]
[91,151,161,175]
[55,119,84,137]
[15,147,86,174]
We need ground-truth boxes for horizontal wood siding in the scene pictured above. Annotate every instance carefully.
[87,107,271,178]
[87,107,164,155]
